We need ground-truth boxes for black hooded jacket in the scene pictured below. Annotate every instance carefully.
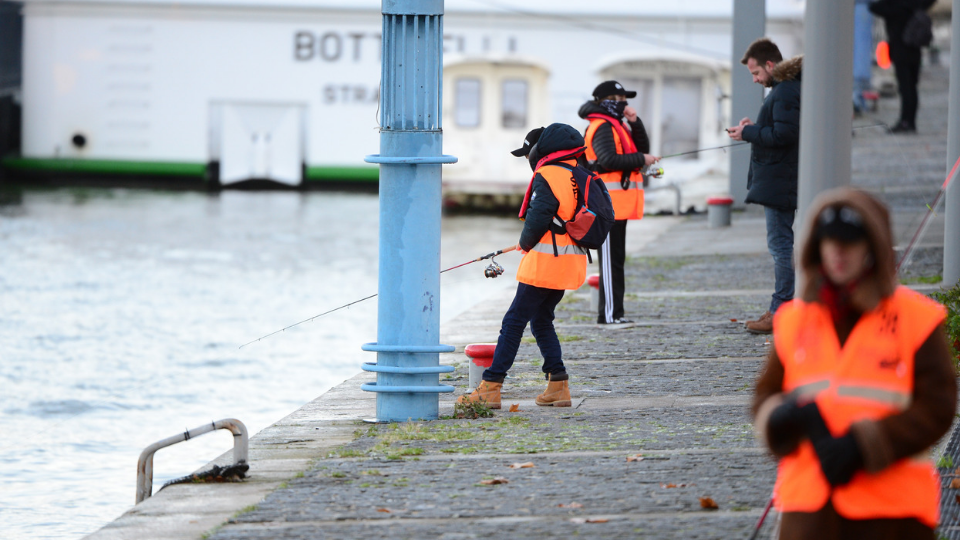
[742,55,802,211]
[576,101,650,175]
[518,123,586,252]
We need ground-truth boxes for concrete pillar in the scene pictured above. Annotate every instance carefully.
[796,1,856,232]
[729,0,766,208]
[361,0,457,422]
[945,0,960,286]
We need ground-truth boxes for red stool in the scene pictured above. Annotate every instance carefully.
[465,343,496,389]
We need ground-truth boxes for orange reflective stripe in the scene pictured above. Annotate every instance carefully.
[530,243,588,256]
[835,385,911,409]
[786,380,830,401]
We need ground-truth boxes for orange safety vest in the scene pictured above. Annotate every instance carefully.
[516,160,588,290]
[772,286,946,527]
[583,115,644,220]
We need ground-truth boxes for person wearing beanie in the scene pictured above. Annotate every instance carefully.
[458,123,590,409]
[578,80,660,326]
[752,187,956,539]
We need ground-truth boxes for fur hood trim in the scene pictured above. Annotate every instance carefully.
[797,187,898,313]
[772,55,803,82]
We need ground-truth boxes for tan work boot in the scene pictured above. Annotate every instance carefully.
[745,311,774,335]
[457,380,502,409]
[535,373,571,407]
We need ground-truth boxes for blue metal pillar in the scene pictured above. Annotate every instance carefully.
[361,0,457,422]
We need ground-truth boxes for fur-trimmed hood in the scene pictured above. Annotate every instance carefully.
[797,187,898,313]
[772,55,803,83]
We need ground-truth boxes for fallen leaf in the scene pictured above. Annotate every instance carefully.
[955,467,960,475]
[626,454,644,462]
[479,477,509,485]
[509,462,535,469]
[508,403,520,412]
[730,318,738,322]
[699,497,719,510]
[951,478,960,489]
[377,508,391,513]
[660,483,677,488]
[558,502,584,509]
[956,494,960,504]
[586,518,609,523]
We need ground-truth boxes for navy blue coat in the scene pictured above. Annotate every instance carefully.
[742,56,802,211]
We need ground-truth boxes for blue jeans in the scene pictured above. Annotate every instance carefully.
[765,206,796,314]
[483,283,566,382]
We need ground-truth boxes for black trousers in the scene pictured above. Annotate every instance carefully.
[893,57,921,127]
[597,220,627,323]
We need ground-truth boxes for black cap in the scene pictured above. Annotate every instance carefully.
[592,80,637,99]
[510,127,545,157]
[817,205,868,243]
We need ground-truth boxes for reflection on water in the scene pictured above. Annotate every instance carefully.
[0,187,521,539]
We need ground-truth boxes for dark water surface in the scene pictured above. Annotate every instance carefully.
[0,188,520,539]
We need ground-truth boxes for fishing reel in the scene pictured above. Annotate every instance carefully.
[484,256,505,279]
[644,166,665,179]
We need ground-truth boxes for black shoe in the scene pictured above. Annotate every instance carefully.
[889,121,916,134]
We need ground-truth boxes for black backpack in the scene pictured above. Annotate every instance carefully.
[547,162,615,255]
[903,10,933,48]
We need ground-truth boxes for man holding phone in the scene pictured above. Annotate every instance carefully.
[727,38,802,334]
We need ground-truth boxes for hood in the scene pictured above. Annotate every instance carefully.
[528,122,585,169]
[772,55,803,83]
[797,187,898,312]
[578,100,609,120]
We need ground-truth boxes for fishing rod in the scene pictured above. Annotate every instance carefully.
[238,245,518,349]
[660,142,749,160]
[660,123,888,162]
[896,153,960,274]
[748,495,775,540]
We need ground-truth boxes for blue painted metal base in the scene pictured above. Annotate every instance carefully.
[360,342,456,422]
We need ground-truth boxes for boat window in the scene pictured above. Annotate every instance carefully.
[501,79,527,129]
[661,76,702,160]
[455,78,481,128]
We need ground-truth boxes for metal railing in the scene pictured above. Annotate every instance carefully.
[136,418,248,504]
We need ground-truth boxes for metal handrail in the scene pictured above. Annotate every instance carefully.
[136,418,248,504]
[645,181,683,215]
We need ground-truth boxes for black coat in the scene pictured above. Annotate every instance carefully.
[868,0,935,63]
[742,56,802,211]
[576,100,650,175]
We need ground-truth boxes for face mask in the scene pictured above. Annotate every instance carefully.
[600,99,628,118]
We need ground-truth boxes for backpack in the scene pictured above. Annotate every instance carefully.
[548,162,615,254]
[902,10,933,48]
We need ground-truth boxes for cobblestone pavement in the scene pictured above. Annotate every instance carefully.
[205,64,953,540]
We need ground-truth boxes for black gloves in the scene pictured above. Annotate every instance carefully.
[768,400,865,487]
[813,433,864,487]
[768,401,831,444]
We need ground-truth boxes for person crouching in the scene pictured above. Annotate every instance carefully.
[752,187,956,539]
[457,123,589,409]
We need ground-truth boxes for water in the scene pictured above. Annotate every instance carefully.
[0,187,521,539]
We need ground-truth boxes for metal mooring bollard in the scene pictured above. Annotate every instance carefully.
[465,343,496,390]
[707,196,734,228]
[136,418,248,504]
[587,274,600,311]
